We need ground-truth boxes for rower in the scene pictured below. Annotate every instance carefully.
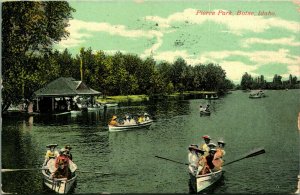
[52,148,71,179]
[200,148,217,175]
[44,144,59,166]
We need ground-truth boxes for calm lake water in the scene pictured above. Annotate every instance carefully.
[2,90,300,194]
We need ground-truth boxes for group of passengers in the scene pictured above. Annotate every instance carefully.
[109,113,150,126]
[188,135,225,175]
[43,144,77,179]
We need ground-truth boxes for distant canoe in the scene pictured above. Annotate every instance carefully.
[108,119,153,132]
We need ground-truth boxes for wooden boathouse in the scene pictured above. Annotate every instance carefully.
[33,77,101,113]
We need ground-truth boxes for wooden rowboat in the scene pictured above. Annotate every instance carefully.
[108,119,153,132]
[189,169,223,193]
[42,169,77,194]
[42,158,77,194]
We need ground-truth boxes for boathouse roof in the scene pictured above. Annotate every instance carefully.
[34,77,101,97]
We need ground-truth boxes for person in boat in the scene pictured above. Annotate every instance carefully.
[64,145,73,161]
[137,114,145,124]
[199,135,211,157]
[213,140,226,171]
[144,112,150,121]
[200,148,217,175]
[51,148,72,179]
[207,142,217,150]
[44,144,59,165]
[199,105,205,112]
[109,115,119,126]
[188,145,205,175]
[205,104,210,112]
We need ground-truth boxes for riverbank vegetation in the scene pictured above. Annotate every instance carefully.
[238,72,299,90]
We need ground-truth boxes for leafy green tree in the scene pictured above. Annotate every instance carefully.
[240,72,253,90]
[2,1,75,111]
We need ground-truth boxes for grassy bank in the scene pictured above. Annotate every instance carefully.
[96,91,217,103]
[96,95,149,103]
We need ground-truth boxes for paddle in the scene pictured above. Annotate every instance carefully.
[223,148,266,166]
[155,155,189,166]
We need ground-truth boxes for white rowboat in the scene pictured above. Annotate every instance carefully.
[42,169,77,194]
[189,170,223,192]
[108,120,153,132]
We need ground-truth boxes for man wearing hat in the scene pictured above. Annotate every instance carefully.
[200,135,211,157]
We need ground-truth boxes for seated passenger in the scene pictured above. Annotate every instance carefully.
[199,105,205,112]
[200,148,217,175]
[188,145,204,175]
[144,113,150,121]
[64,145,73,161]
[213,140,226,170]
[44,144,59,166]
[199,135,211,157]
[51,149,71,179]
[205,105,210,112]
[109,115,118,126]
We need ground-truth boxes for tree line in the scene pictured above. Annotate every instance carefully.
[238,72,299,90]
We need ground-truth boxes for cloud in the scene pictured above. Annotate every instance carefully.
[221,61,258,82]
[59,19,163,49]
[145,8,300,35]
[242,36,300,47]
[287,65,300,76]
[198,49,300,67]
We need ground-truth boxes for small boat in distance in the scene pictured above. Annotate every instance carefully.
[108,113,153,132]
[103,102,118,107]
[249,90,266,98]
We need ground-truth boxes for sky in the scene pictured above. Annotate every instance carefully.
[56,0,300,83]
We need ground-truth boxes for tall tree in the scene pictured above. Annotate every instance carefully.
[2,1,75,111]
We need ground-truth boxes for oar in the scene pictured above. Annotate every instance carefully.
[155,155,189,166]
[2,168,47,172]
[223,148,266,166]
[2,168,108,175]
[76,170,110,175]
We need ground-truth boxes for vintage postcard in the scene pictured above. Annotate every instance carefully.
[1,0,300,194]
